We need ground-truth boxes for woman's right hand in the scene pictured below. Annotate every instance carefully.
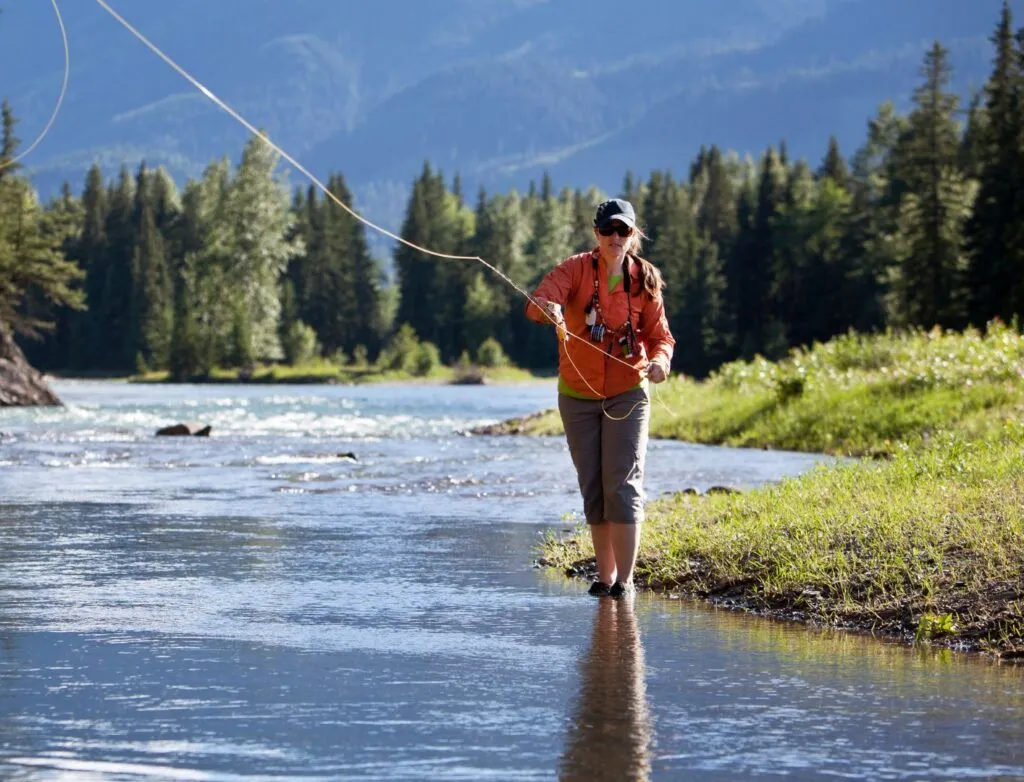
[540,300,568,342]
[541,300,563,324]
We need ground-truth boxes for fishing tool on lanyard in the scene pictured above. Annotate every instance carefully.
[585,251,639,360]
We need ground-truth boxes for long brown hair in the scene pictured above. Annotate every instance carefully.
[626,229,664,299]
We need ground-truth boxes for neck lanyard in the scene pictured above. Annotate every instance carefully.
[586,251,638,357]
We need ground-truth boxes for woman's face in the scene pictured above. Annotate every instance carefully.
[595,220,633,261]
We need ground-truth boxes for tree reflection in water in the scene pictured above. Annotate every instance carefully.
[560,598,654,781]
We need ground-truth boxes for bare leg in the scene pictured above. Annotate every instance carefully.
[610,523,641,585]
[589,523,617,585]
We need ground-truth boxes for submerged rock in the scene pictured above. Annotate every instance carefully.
[156,422,212,437]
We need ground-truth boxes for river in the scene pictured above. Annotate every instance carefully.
[0,381,1021,781]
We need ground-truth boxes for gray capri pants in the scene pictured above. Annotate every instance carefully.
[558,386,651,525]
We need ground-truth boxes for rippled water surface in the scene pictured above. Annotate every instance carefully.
[0,381,1022,781]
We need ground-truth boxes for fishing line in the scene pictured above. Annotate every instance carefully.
[92,0,672,420]
[0,0,70,172]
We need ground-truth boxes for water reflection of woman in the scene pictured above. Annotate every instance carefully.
[560,598,654,781]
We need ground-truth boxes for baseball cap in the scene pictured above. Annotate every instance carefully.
[593,198,637,230]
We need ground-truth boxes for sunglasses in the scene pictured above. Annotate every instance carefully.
[598,221,633,238]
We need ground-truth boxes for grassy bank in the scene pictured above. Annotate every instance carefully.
[499,323,1024,458]
[542,427,1024,656]
[131,360,547,386]
[537,324,1024,657]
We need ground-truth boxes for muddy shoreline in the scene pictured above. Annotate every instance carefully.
[546,554,1024,661]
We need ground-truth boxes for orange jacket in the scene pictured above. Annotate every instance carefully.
[526,250,675,399]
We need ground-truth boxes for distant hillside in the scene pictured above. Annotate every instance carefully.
[0,0,1016,234]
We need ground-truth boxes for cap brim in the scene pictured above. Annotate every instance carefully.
[596,214,636,229]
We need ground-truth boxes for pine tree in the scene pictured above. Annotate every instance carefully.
[724,175,756,360]
[965,2,1024,325]
[650,183,699,369]
[70,165,108,369]
[471,190,529,364]
[313,173,362,356]
[168,267,200,380]
[25,182,85,369]
[345,188,383,359]
[528,172,573,281]
[0,132,84,340]
[735,146,786,356]
[693,146,739,258]
[0,100,21,182]
[168,178,210,379]
[959,91,987,180]
[225,135,299,360]
[568,187,603,252]
[841,102,909,333]
[130,192,172,369]
[394,164,472,359]
[99,166,136,369]
[641,170,674,249]
[621,170,641,204]
[769,161,818,350]
[818,135,850,189]
[394,165,435,344]
[174,160,235,375]
[888,43,971,328]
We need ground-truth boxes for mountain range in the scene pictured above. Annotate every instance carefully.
[0,0,1017,234]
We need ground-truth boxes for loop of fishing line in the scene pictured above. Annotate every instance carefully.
[92,0,676,421]
[0,0,69,172]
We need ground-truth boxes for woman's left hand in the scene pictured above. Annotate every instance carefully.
[646,359,669,384]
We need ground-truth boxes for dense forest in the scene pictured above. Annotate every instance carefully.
[2,4,1023,380]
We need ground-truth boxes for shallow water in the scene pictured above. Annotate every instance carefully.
[0,381,1021,781]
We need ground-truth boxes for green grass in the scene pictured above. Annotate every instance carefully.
[513,323,1024,457]
[542,426,1024,654]
[537,323,1024,656]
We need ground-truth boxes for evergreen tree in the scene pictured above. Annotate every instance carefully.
[314,174,362,356]
[770,161,818,350]
[394,166,435,343]
[345,188,383,357]
[98,166,136,368]
[888,43,971,328]
[167,180,205,382]
[842,102,909,333]
[71,165,108,369]
[168,267,200,380]
[0,121,84,340]
[394,164,472,359]
[818,135,850,189]
[965,2,1024,325]
[738,146,786,356]
[0,100,21,182]
[175,160,235,374]
[471,190,529,364]
[225,135,299,360]
[621,170,641,204]
[22,182,84,369]
[130,191,172,369]
[724,175,757,359]
[693,146,739,259]
[959,91,987,180]
[568,187,603,252]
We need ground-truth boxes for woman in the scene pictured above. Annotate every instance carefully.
[526,198,674,598]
